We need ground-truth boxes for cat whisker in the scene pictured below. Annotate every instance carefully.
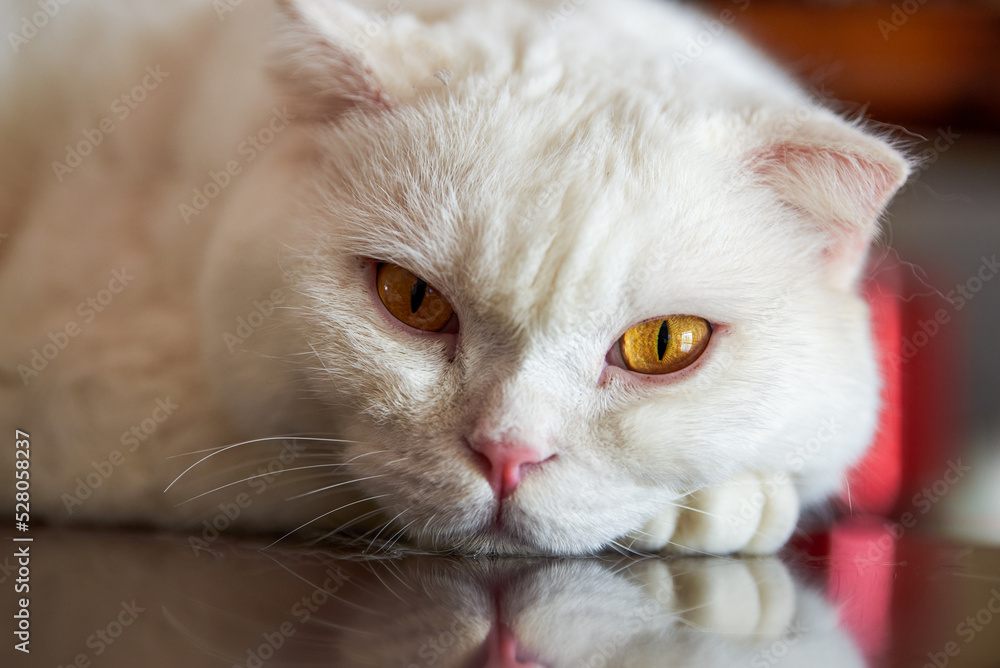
[610,559,645,578]
[160,606,236,664]
[382,457,410,467]
[409,512,438,548]
[661,501,723,519]
[379,518,418,554]
[166,435,356,459]
[311,617,374,635]
[174,464,375,505]
[607,539,651,559]
[307,339,337,379]
[312,508,386,544]
[257,552,376,619]
[380,558,415,593]
[164,436,354,491]
[657,539,723,559]
[166,445,386,495]
[844,475,853,515]
[363,509,407,553]
[262,494,391,550]
[366,561,408,604]
[284,474,389,501]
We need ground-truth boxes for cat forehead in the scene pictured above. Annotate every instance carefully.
[314,93,807,329]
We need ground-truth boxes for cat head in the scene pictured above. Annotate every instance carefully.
[240,0,910,554]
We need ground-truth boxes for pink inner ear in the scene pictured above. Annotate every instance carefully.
[748,139,908,288]
[751,142,901,227]
[273,0,392,121]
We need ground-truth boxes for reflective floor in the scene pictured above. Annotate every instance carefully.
[4,521,1000,667]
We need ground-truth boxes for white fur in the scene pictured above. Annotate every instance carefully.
[0,0,909,554]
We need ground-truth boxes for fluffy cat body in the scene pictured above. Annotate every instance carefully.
[0,0,908,554]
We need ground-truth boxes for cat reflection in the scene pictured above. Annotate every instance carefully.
[175,551,864,667]
[28,528,863,667]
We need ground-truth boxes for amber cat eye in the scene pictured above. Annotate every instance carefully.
[376,263,454,332]
[618,315,712,375]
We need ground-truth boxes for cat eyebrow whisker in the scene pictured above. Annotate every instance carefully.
[262,494,392,550]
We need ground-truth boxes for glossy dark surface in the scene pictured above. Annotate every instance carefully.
[3,521,999,667]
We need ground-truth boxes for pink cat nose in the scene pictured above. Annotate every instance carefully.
[467,438,552,499]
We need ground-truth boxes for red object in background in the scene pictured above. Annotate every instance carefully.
[843,280,904,515]
[846,263,964,517]
[802,263,964,665]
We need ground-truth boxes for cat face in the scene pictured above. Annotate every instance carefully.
[254,0,909,554]
[285,97,882,553]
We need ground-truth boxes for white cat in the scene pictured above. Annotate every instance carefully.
[0,0,909,555]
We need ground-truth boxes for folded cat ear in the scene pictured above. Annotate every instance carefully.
[270,0,391,121]
[748,123,911,289]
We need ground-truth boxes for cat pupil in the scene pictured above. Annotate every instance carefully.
[410,278,428,313]
[657,320,670,360]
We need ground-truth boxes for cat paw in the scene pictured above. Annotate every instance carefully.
[627,472,799,555]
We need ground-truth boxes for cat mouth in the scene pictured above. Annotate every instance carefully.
[473,500,547,553]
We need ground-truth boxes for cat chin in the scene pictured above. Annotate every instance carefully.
[408,518,615,557]
[367,483,665,556]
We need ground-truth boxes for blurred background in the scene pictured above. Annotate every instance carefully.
[696,0,1000,545]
